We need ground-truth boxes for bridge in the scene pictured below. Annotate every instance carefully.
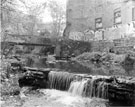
[2,33,55,47]
[1,41,55,47]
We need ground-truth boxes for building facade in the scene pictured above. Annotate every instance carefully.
[65,0,135,40]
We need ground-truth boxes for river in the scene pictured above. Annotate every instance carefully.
[24,57,134,107]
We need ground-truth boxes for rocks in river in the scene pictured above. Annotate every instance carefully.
[19,67,50,88]
[73,52,135,76]
[18,67,135,105]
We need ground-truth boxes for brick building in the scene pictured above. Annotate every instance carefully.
[65,0,135,40]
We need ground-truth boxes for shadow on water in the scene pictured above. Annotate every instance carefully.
[27,57,89,73]
[26,57,135,107]
[26,57,108,75]
[26,56,135,77]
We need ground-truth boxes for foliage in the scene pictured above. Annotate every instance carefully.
[1,0,47,57]
[18,0,47,35]
[1,0,47,35]
[1,58,21,98]
[48,0,66,37]
[74,52,135,76]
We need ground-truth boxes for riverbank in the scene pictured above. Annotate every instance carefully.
[1,58,108,107]
[73,52,135,76]
[1,51,135,107]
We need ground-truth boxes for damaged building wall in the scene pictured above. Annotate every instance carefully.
[65,0,135,39]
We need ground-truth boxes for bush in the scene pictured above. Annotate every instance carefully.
[74,52,135,76]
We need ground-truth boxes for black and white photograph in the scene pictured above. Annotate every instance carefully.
[1,0,135,107]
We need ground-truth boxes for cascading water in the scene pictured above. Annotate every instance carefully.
[97,81,108,99]
[48,71,75,90]
[68,77,108,99]
[84,77,97,98]
[47,72,108,107]
[48,71,108,99]
[68,78,88,96]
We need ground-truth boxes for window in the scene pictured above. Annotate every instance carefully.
[95,18,102,30]
[132,7,135,21]
[114,8,122,25]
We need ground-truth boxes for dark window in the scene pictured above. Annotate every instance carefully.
[132,7,135,21]
[114,8,122,25]
[95,18,102,30]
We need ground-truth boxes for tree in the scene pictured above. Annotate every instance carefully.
[1,0,47,35]
[1,0,16,37]
[17,0,47,35]
[1,0,18,57]
[48,0,66,37]
[1,0,47,57]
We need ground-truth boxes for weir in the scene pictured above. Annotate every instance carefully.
[48,71,75,90]
[48,73,109,99]
[68,78,89,97]
[19,68,135,105]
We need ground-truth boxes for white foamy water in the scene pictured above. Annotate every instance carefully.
[68,79,88,96]
[68,77,108,99]
[40,89,107,107]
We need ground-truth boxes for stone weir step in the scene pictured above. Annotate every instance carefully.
[19,67,135,105]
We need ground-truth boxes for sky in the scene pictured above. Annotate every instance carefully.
[17,0,67,23]
[27,0,67,5]
[42,0,67,23]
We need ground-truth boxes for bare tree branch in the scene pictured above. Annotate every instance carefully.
[48,0,66,37]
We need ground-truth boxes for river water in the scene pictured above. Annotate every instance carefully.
[25,57,133,106]
[22,89,108,107]
[27,57,109,75]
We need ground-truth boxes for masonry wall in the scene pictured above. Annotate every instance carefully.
[66,0,135,35]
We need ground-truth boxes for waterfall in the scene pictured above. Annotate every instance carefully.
[68,77,108,99]
[48,71,75,90]
[85,77,97,98]
[68,78,88,96]
[48,71,108,99]
[97,81,108,99]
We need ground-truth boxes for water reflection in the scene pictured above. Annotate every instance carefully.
[25,57,135,106]
[26,56,135,77]
[26,57,107,75]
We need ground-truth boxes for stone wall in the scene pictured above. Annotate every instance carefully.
[66,0,135,38]
[91,40,114,52]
